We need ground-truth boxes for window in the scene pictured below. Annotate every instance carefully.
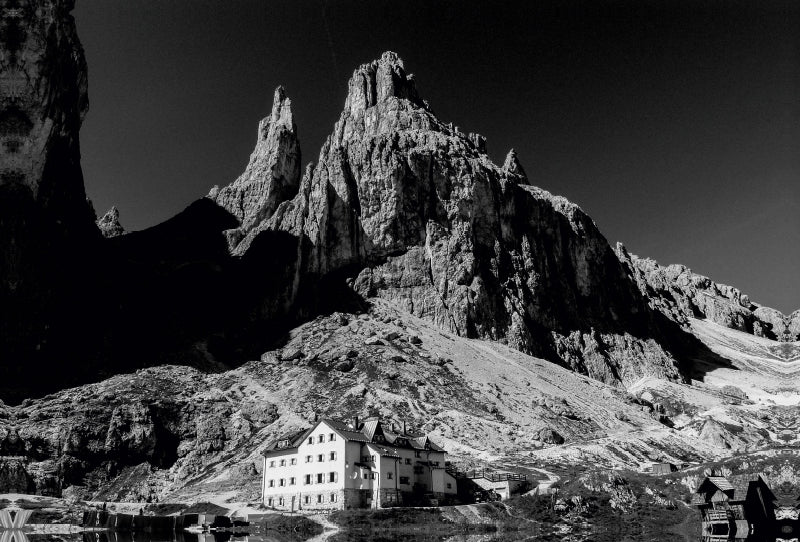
[308,437,313,444]
[279,479,286,487]
[306,455,312,463]
[317,473,324,483]
[371,473,376,480]
[318,454,324,462]
[405,458,411,465]
[415,451,421,458]
[400,476,409,485]
[328,472,338,483]
[269,460,275,468]
[291,458,296,465]
[290,477,296,485]
[305,474,311,485]
[329,451,337,461]
[267,498,273,507]
[387,472,393,480]
[317,494,323,503]
[304,495,310,504]
[318,435,325,443]
[268,480,275,487]
[447,483,452,489]
[330,493,337,502]
[329,433,336,441]
[279,459,286,467]
[279,497,285,506]
[413,466,424,474]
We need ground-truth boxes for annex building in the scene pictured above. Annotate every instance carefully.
[261,417,458,510]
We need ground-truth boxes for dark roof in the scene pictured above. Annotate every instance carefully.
[264,417,447,455]
[323,419,372,442]
[261,428,310,455]
[367,443,401,458]
[694,475,775,504]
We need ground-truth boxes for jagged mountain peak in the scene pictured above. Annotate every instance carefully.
[344,51,426,115]
[207,85,302,248]
[267,85,294,133]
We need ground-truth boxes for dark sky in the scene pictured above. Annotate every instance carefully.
[73,0,799,313]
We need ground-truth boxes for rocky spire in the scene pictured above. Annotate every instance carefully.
[209,85,301,249]
[502,149,528,184]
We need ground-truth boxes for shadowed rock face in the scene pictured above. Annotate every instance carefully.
[0,0,99,391]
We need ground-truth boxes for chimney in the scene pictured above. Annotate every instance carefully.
[352,416,359,430]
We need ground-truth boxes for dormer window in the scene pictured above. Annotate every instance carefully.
[375,435,385,443]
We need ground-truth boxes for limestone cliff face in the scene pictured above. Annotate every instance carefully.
[617,246,798,341]
[214,52,683,386]
[0,0,98,386]
[0,0,91,221]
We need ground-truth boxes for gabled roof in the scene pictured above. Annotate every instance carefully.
[362,419,385,442]
[263,417,448,455]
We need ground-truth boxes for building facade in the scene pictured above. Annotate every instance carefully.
[261,417,457,510]
[692,474,776,542]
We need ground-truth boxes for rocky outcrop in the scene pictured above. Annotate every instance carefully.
[0,365,279,499]
[617,245,797,341]
[502,148,528,183]
[97,206,125,238]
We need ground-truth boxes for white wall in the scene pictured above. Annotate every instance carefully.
[262,449,299,507]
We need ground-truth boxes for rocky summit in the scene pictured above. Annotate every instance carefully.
[0,1,798,501]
